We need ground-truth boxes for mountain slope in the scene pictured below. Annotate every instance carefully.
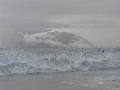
[23,30,95,48]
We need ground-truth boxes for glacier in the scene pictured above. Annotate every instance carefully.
[0,48,120,75]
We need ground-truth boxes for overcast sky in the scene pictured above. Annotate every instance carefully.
[0,0,120,47]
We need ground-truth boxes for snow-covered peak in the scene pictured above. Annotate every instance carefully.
[23,30,95,48]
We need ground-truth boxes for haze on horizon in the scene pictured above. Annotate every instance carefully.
[0,0,120,48]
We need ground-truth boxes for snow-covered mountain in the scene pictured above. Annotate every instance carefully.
[23,30,95,48]
[0,30,95,49]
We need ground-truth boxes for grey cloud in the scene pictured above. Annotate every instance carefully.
[0,0,120,47]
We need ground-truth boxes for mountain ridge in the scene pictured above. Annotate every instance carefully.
[23,30,95,48]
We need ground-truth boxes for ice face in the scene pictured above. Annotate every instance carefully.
[0,48,120,75]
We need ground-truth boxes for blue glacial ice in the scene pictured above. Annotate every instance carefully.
[0,48,120,75]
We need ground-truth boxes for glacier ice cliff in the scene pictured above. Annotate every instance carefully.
[0,48,120,75]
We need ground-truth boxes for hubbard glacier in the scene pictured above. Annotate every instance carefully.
[0,30,120,75]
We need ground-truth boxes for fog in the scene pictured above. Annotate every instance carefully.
[0,0,120,48]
